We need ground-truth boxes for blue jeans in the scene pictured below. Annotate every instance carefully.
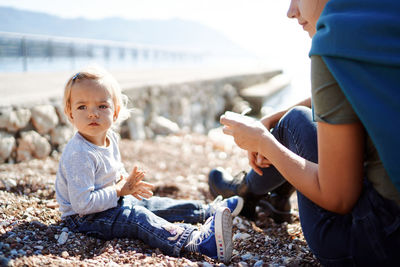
[64,195,209,256]
[244,106,400,266]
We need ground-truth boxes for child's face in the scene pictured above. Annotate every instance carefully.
[287,0,328,37]
[68,79,116,146]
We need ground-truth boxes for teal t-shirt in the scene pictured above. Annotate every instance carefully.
[309,0,400,194]
[311,55,400,206]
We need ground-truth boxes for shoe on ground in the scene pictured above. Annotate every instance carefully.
[208,167,260,220]
[185,206,233,264]
[208,167,247,198]
[209,195,244,217]
[259,192,293,224]
[209,167,295,223]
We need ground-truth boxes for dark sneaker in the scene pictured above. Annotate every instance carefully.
[209,195,244,217]
[259,182,295,223]
[208,167,260,220]
[208,167,248,198]
[209,168,295,223]
[185,207,232,264]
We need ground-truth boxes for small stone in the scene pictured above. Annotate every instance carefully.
[241,252,253,261]
[45,201,59,209]
[61,251,69,258]
[0,227,6,235]
[57,231,68,245]
[0,256,10,266]
[253,260,264,267]
[45,228,54,236]
[233,232,251,241]
[201,262,213,267]
[9,249,18,256]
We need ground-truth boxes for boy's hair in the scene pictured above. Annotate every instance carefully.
[63,66,130,125]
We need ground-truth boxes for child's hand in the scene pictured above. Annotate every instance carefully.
[115,167,154,200]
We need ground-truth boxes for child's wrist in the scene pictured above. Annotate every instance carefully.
[114,184,122,197]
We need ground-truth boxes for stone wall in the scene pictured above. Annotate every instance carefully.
[0,70,281,163]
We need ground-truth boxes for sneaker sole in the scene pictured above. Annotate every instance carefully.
[214,207,233,264]
[231,196,244,217]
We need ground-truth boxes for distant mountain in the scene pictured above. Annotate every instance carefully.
[0,6,250,56]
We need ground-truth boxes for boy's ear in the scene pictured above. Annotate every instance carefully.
[114,106,121,121]
[65,108,74,122]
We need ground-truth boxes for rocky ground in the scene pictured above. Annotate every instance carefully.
[0,131,320,266]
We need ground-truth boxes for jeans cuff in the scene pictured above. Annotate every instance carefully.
[173,225,196,256]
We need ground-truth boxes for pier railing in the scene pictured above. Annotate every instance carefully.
[0,31,205,72]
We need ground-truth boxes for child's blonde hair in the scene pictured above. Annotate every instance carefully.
[63,66,130,125]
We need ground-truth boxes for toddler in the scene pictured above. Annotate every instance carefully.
[55,66,243,263]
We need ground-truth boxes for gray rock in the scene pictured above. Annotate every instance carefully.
[17,130,51,161]
[0,256,11,267]
[253,260,264,267]
[9,249,18,256]
[149,116,180,136]
[0,107,31,132]
[54,102,70,125]
[50,125,73,146]
[31,105,59,134]
[0,132,16,163]
[126,108,146,140]
[0,107,12,129]
[201,262,213,267]
[233,232,251,241]
[241,252,253,261]
[57,231,68,245]
[1,177,17,191]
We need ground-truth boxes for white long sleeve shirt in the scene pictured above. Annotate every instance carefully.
[55,131,127,219]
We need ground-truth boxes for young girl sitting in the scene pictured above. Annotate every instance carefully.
[55,66,243,263]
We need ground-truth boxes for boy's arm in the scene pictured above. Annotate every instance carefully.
[63,152,119,216]
[114,166,154,200]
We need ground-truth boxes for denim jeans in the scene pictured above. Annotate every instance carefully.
[64,195,209,256]
[244,106,400,266]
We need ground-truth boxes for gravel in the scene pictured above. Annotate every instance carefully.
[0,132,320,266]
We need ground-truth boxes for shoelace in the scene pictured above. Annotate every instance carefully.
[185,216,213,252]
[209,195,224,215]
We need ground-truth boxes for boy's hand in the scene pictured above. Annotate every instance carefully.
[115,167,154,200]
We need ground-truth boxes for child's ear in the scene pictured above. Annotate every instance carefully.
[66,108,74,122]
[114,106,121,121]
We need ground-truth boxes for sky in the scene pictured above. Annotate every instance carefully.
[0,0,312,103]
[0,0,311,62]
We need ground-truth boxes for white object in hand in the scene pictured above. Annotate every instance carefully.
[224,109,254,124]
